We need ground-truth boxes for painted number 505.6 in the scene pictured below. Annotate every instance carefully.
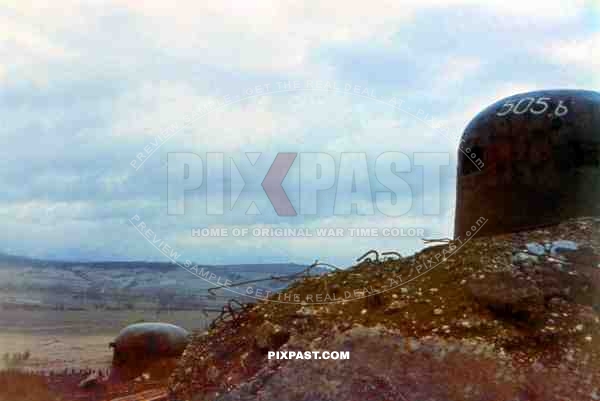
[496,97,569,117]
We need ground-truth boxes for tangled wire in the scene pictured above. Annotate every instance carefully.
[205,234,457,329]
[206,242,448,329]
[355,249,407,264]
[206,260,344,328]
[209,299,254,329]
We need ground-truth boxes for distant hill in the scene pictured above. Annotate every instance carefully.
[0,252,312,274]
[0,252,327,311]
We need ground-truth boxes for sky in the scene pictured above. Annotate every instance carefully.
[0,0,599,265]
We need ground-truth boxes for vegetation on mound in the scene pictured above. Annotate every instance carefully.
[170,217,600,401]
[0,370,59,401]
[2,350,31,368]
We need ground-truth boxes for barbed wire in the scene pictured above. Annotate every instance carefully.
[422,237,452,244]
[206,260,341,297]
[206,248,406,329]
[209,299,254,330]
[381,251,403,261]
[356,249,380,264]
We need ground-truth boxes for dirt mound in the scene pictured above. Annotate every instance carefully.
[169,217,600,401]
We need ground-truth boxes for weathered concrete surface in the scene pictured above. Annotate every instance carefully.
[455,89,600,237]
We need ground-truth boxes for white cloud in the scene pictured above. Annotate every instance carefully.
[544,32,600,72]
[109,81,307,151]
[432,57,482,90]
[0,200,92,225]
[478,0,586,19]
[0,0,588,82]
[0,17,76,86]
[107,0,587,73]
[434,81,543,143]
[1,0,594,262]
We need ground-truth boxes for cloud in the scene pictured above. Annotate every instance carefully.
[0,0,596,263]
[109,82,306,152]
[543,32,600,73]
[4,0,585,81]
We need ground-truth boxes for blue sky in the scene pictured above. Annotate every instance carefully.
[1,0,598,265]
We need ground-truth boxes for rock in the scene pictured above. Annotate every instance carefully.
[512,252,539,265]
[78,373,98,389]
[295,306,316,317]
[384,301,408,314]
[206,365,220,381]
[433,308,443,316]
[550,240,578,256]
[467,272,544,321]
[526,242,546,256]
[254,321,290,352]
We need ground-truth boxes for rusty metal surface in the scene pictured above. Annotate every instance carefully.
[111,323,189,365]
[454,89,600,237]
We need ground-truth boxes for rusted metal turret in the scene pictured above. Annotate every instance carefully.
[110,322,190,366]
[454,89,600,238]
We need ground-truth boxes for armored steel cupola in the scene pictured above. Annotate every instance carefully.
[454,89,600,238]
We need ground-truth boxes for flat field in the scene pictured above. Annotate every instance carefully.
[0,309,212,372]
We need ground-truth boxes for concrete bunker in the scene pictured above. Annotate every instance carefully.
[454,89,600,237]
[109,322,190,367]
